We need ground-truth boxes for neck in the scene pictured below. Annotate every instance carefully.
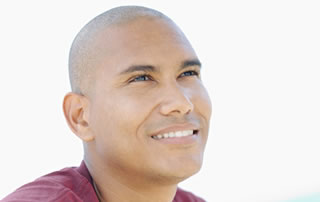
[85,159,178,202]
[93,179,177,202]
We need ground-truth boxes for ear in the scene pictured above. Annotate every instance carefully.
[63,92,94,142]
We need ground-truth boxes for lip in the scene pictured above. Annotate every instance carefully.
[149,123,200,145]
[149,123,199,138]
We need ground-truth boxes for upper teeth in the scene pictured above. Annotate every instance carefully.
[152,130,194,139]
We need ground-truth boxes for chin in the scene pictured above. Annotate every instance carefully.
[159,158,203,185]
[178,162,202,179]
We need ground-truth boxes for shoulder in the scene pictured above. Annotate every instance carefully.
[173,187,206,202]
[2,166,97,202]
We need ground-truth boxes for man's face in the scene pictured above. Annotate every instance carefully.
[87,18,212,184]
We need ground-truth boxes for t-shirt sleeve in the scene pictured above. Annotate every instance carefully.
[1,180,83,202]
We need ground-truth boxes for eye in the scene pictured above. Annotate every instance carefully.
[129,74,152,83]
[179,70,199,78]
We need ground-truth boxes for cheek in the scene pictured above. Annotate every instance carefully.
[89,91,158,167]
[90,90,154,143]
[114,89,156,122]
[199,86,212,118]
[189,81,212,119]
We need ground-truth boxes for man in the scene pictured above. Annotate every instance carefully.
[2,5,211,202]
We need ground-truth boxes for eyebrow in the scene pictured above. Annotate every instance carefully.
[181,59,202,70]
[119,65,157,75]
[119,59,201,75]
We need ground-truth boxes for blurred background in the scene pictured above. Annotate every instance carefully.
[0,0,319,201]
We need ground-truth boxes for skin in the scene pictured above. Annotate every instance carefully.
[63,17,212,202]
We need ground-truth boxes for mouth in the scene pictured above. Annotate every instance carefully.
[151,129,199,140]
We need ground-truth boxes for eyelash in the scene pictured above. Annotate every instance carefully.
[179,70,199,77]
[129,70,199,83]
[129,74,153,83]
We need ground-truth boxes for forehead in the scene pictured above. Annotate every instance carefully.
[108,17,187,47]
[92,18,197,75]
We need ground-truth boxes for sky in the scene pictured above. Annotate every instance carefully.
[0,0,319,201]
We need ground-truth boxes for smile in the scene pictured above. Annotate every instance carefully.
[151,130,198,139]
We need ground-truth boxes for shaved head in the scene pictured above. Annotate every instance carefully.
[63,6,211,201]
[68,6,172,94]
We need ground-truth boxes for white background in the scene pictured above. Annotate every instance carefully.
[0,1,319,201]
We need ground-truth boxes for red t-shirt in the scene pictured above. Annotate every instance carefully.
[2,161,205,202]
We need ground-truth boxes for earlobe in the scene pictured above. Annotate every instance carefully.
[63,92,94,142]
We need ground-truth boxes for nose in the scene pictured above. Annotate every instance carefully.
[159,83,194,116]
